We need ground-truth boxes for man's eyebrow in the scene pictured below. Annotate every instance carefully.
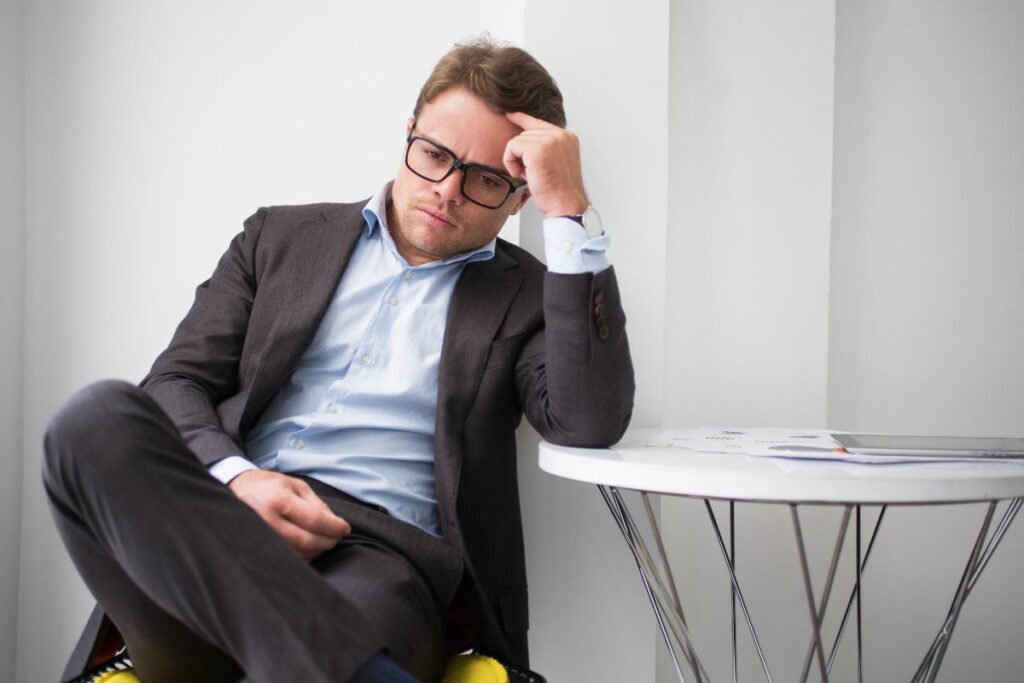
[416,133,515,179]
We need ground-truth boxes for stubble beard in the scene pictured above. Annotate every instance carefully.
[390,203,465,264]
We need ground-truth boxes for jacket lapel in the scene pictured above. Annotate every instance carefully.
[434,246,523,533]
[241,203,366,430]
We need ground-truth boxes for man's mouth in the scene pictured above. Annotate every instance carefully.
[418,207,457,229]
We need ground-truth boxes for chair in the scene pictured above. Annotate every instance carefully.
[80,652,540,683]
[65,612,546,683]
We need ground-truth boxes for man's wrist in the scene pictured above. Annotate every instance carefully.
[556,206,603,239]
[540,193,589,218]
[208,455,258,485]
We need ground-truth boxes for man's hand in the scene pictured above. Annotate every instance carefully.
[229,470,351,562]
[503,111,589,218]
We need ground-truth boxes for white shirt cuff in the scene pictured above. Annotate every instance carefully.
[208,455,259,485]
[542,217,611,274]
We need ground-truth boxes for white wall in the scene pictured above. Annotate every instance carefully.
[17,3,525,681]
[829,1,1024,680]
[1,0,25,680]
[660,0,839,680]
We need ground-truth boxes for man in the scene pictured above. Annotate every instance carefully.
[43,37,634,683]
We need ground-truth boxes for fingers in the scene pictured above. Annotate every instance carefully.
[273,518,342,562]
[505,110,554,130]
[502,141,527,181]
[502,123,588,217]
[287,479,352,538]
[228,470,351,561]
[504,129,576,174]
[502,111,572,180]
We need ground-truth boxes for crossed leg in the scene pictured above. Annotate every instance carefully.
[43,380,452,682]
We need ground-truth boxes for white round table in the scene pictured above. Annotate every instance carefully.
[539,429,1024,683]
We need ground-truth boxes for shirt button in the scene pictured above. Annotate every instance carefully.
[294,438,305,450]
[402,271,412,280]
[325,403,338,414]
[361,354,373,366]
[560,241,573,253]
[387,296,398,307]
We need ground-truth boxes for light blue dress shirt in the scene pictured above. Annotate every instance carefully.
[211,183,609,535]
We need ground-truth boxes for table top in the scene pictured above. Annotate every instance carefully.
[539,429,1024,505]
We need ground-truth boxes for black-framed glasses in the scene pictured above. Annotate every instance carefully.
[404,133,527,209]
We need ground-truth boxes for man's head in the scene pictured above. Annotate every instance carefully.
[387,37,565,266]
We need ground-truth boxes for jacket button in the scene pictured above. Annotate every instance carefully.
[593,290,605,305]
[598,324,610,340]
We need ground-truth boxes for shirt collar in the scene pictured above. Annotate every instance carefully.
[362,181,497,269]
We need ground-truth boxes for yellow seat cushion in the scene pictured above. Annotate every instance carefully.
[443,653,510,683]
[92,673,140,683]
[88,653,508,682]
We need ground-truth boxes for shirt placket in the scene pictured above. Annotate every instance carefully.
[316,267,415,428]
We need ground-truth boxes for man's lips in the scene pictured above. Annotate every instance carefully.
[418,207,457,228]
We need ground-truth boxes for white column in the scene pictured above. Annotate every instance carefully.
[0,0,25,680]
[517,0,668,680]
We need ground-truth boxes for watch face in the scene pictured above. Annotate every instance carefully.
[582,206,603,238]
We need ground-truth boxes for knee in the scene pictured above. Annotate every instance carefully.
[42,379,150,491]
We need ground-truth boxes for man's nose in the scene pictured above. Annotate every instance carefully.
[433,169,464,204]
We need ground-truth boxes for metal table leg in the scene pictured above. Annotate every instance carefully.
[792,505,852,683]
[599,485,710,682]
[730,501,738,683]
[912,498,1023,683]
[825,505,887,678]
[705,500,774,683]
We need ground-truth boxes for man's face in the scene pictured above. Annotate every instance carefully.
[388,87,529,266]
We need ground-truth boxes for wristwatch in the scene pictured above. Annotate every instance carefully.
[561,206,603,238]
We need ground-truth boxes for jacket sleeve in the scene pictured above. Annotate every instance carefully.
[515,266,635,447]
[139,208,267,465]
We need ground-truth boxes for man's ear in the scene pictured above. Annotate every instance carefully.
[509,189,531,216]
[405,117,416,137]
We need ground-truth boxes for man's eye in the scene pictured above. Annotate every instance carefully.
[424,149,447,162]
[476,174,502,188]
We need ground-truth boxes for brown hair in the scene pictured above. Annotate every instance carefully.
[414,36,567,128]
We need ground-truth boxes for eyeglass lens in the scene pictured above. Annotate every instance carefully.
[406,138,512,208]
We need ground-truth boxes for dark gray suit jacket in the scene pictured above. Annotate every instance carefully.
[71,199,634,674]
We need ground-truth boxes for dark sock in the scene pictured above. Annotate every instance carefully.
[348,651,420,683]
